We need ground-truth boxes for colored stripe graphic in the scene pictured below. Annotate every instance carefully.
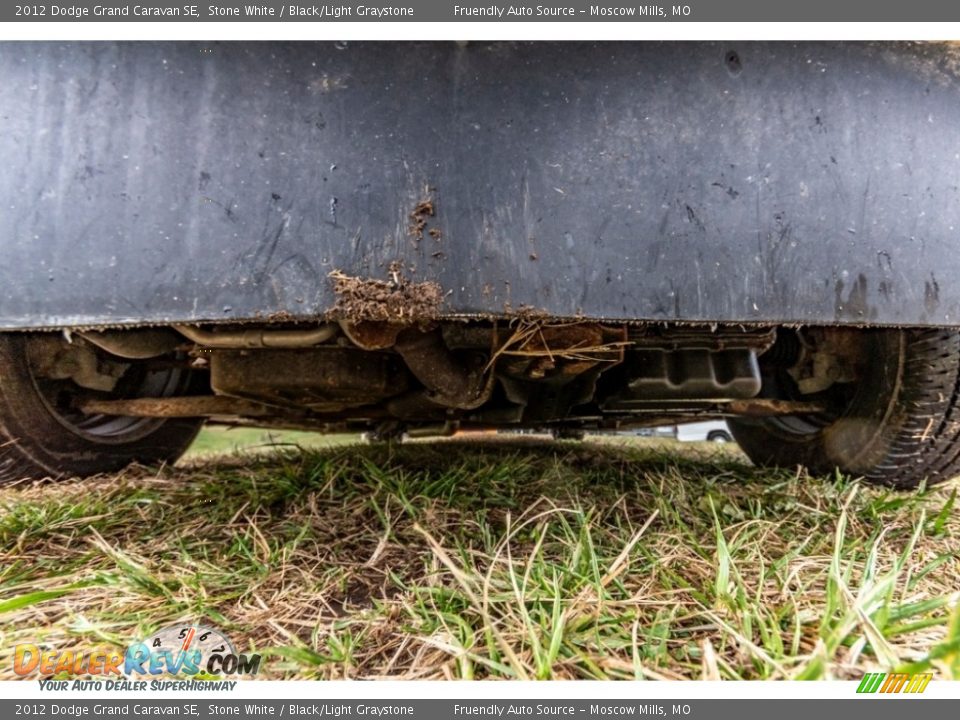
[904,674,933,694]
[881,673,906,693]
[856,672,932,694]
[856,673,886,693]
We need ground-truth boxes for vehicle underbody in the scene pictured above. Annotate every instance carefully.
[8,311,957,488]
[8,317,884,440]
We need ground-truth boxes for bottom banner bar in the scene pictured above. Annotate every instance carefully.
[3,699,956,720]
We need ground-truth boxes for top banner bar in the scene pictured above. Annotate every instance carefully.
[7,0,960,22]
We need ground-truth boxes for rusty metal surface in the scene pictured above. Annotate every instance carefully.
[338,320,405,350]
[394,327,493,409]
[4,42,960,329]
[208,346,409,415]
[725,399,828,416]
[78,328,183,359]
[76,395,276,418]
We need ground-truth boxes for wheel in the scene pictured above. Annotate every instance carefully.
[551,427,586,441]
[728,328,960,488]
[0,333,204,482]
[706,430,732,443]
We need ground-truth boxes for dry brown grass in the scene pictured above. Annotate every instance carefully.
[1,436,958,680]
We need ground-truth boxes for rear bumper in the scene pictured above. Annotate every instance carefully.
[2,41,960,329]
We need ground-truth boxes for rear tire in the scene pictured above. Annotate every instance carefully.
[729,329,960,488]
[0,334,203,483]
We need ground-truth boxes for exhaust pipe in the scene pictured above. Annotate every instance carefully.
[174,324,338,349]
[393,328,492,410]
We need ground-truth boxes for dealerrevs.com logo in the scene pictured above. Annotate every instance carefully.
[14,624,261,686]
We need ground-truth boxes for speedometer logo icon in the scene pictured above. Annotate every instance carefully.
[125,624,260,677]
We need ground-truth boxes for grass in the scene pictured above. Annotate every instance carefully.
[0,432,958,680]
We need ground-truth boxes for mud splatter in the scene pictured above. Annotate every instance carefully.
[409,199,435,241]
[501,303,550,320]
[329,263,443,322]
